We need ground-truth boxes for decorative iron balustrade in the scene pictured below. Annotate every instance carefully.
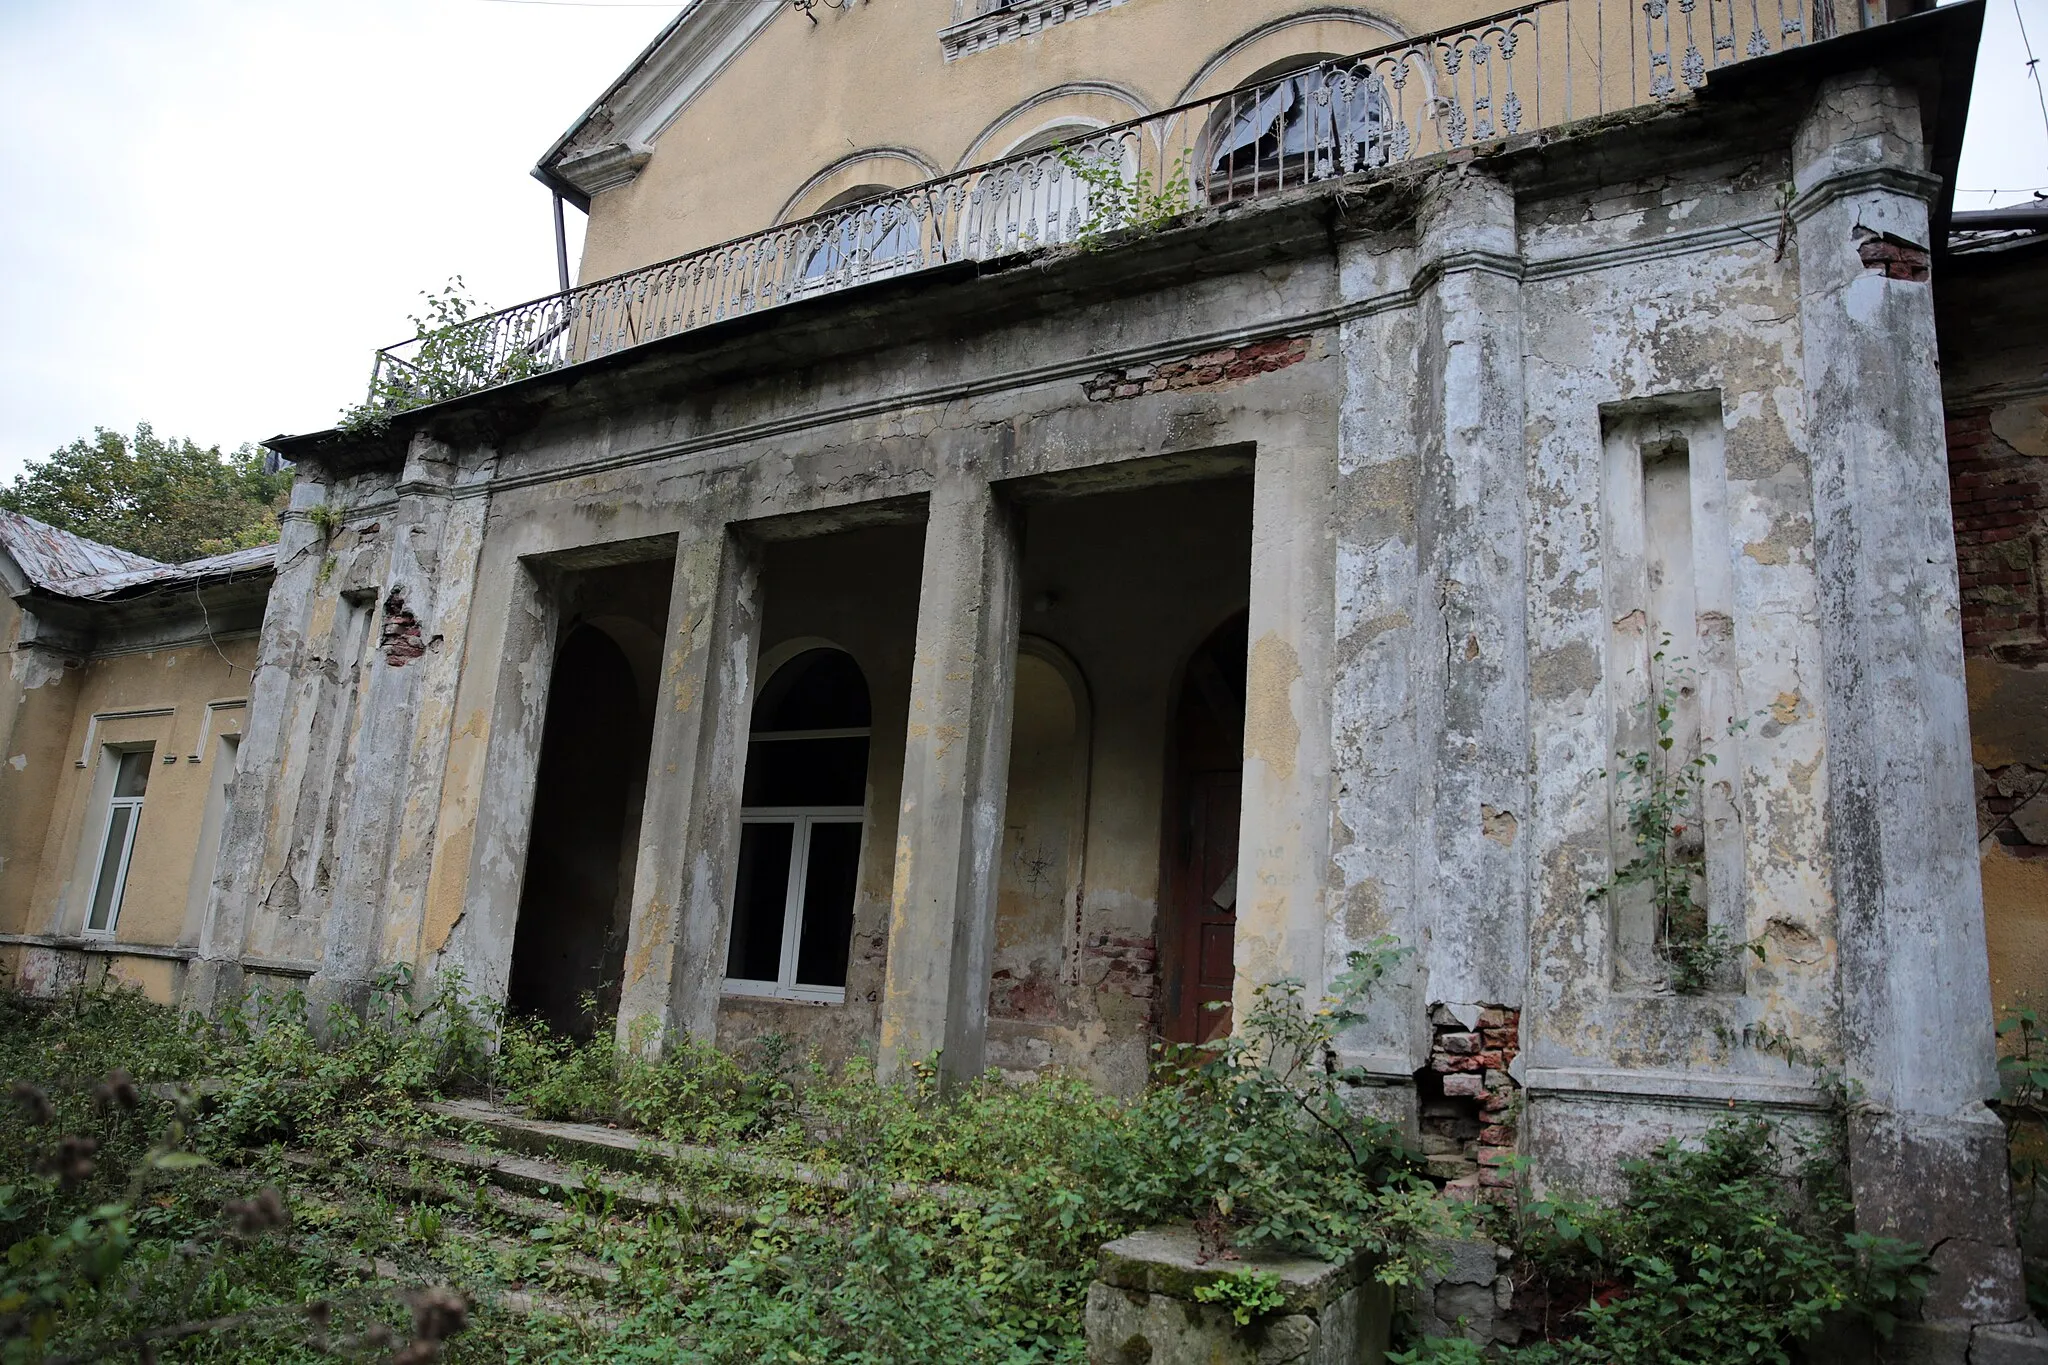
[367,0,1836,409]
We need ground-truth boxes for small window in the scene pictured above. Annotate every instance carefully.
[86,747,152,935]
[725,649,870,1003]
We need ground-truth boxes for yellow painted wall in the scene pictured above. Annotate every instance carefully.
[577,0,1867,282]
[1,600,79,936]
[16,639,255,962]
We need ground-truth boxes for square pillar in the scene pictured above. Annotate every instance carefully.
[1793,71,2026,1329]
[878,475,1021,1086]
[1415,169,1532,1012]
[615,530,762,1048]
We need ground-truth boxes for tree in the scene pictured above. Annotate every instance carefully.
[0,424,292,565]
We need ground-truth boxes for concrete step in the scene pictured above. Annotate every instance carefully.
[422,1096,982,1210]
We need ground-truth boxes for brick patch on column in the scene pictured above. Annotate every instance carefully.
[1082,336,1311,401]
[1419,1003,1522,1205]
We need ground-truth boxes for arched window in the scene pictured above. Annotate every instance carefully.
[725,647,871,1002]
[798,185,922,288]
[1199,55,1386,203]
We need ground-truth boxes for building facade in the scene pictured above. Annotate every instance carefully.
[4,0,2040,1351]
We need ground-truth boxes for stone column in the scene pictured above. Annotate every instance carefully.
[878,475,1021,1086]
[186,470,333,1014]
[1793,72,2027,1334]
[614,530,761,1049]
[1414,169,1532,1013]
[312,435,485,1018]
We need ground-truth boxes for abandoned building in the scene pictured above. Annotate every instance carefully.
[3,0,2045,1352]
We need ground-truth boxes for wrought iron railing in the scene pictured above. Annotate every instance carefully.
[368,0,1841,408]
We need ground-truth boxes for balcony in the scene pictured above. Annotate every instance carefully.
[364,0,1848,414]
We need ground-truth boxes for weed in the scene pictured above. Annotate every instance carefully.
[1192,1269,1287,1326]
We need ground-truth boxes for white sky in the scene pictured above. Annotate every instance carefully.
[1,0,2044,483]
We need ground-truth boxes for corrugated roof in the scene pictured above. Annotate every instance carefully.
[0,509,276,601]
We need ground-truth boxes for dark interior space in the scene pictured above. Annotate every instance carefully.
[1161,611,1248,1045]
[507,559,670,1038]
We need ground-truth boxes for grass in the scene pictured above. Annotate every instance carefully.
[0,963,1452,1363]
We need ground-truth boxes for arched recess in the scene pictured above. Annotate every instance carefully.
[506,621,657,1039]
[989,637,1093,1023]
[725,646,872,1004]
[1175,7,1406,105]
[776,147,943,225]
[1159,611,1248,1046]
[1192,50,1390,203]
[955,81,1151,169]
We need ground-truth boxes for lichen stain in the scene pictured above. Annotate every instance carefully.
[1770,691,1802,727]
[622,917,667,989]
[420,822,473,955]
[1341,879,1387,942]
[1743,539,1790,565]
[1533,641,1599,701]
[1762,916,1824,964]
[1245,632,1302,782]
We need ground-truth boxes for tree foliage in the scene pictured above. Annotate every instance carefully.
[0,424,290,565]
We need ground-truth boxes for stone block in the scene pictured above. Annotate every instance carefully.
[1085,1226,1392,1364]
[1438,1032,1481,1055]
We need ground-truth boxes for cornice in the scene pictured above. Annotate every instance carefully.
[556,142,654,200]
[535,0,785,202]
[939,0,1131,62]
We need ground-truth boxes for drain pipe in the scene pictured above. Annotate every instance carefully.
[552,191,572,294]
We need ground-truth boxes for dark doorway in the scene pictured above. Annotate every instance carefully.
[507,622,653,1038]
[1162,612,1248,1045]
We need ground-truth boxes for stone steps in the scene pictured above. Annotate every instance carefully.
[420,1096,982,1211]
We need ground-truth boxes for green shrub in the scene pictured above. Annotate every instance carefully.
[1391,1116,1928,1363]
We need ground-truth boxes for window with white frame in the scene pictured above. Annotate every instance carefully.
[85,747,152,935]
[725,649,870,1003]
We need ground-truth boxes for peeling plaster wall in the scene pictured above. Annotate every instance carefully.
[0,594,74,938]
[201,45,2021,1327]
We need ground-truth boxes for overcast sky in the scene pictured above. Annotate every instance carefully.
[1,0,2044,484]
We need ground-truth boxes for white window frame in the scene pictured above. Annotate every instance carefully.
[723,807,864,1005]
[84,747,151,937]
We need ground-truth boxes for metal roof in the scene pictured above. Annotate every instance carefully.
[0,510,277,602]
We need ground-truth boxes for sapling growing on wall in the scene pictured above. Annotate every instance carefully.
[1055,145,1194,246]
[1594,642,1763,994]
[340,278,558,431]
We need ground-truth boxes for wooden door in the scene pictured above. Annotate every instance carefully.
[1168,768,1241,1043]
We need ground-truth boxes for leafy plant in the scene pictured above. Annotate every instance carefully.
[1192,1268,1287,1326]
[1593,642,1762,994]
[339,277,557,431]
[1997,1008,2048,1317]
[1494,1117,1927,1362]
[1056,145,1194,245]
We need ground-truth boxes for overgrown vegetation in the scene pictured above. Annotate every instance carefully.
[340,279,557,432]
[1,944,1465,1362]
[1055,146,1194,246]
[0,424,290,563]
[1998,1008,2048,1318]
[1393,1118,1928,1363]
[1593,644,1763,995]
